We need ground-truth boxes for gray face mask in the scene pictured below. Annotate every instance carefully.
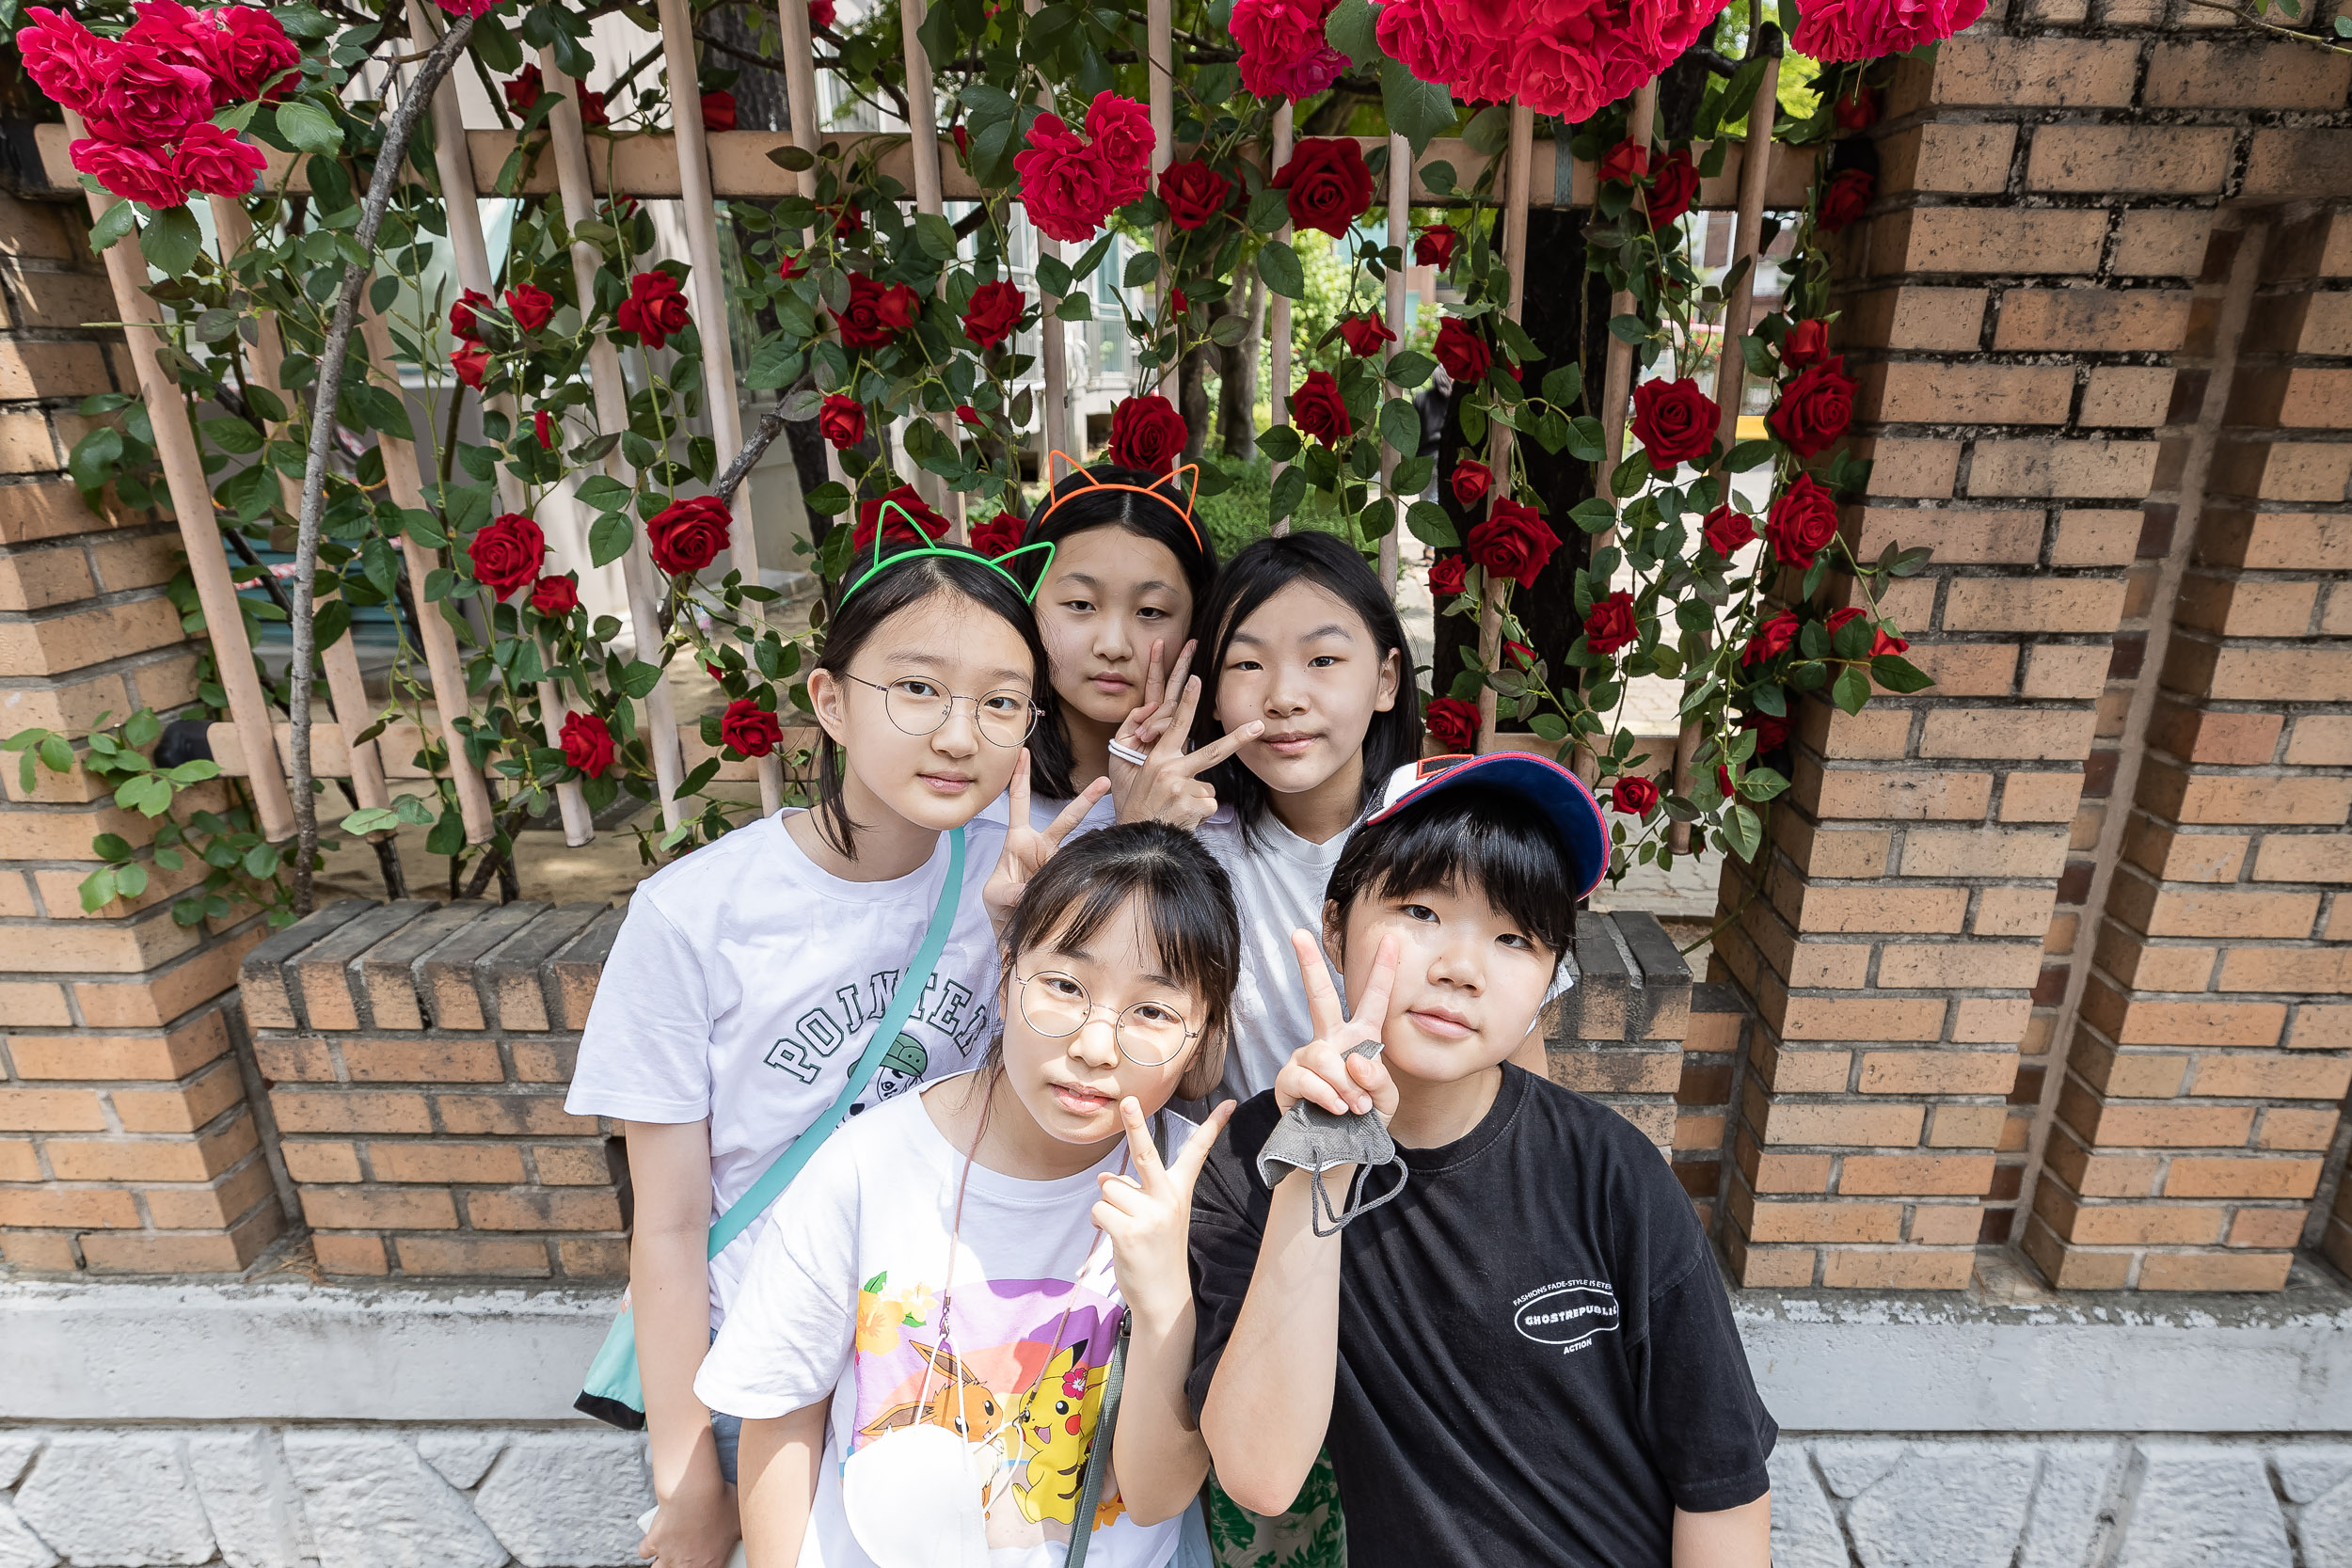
[1254,1039,1409,1236]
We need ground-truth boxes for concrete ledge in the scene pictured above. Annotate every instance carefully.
[9,1260,2350,1432]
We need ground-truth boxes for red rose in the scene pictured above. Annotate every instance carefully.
[961,279,1025,350]
[1644,148,1698,230]
[1170,287,1189,316]
[1291,370,1351,448]
[534,408,554,449]
[818,394,866,450]
[968,515,1025,558]
[1783,318,1829,369]
[1450,461,1491,508]
[71,141,185,209]
[166,122,264,200]
[1502,641,1535,670]
[451,344,490,389]
[1766,473,1840,569]
[951,124,970,161]
[83,42,212,145]
[530,574,580,617]
[1273,137,1374,239]
[1582,590,1639,656]
[1413,224,1458,270]
[1338,313,1395,357]
[647,495,732,576]
[1466,499,1561,591]
[1014,113,1116,245]
[778,248,808,282]
[504,64,542,116]
[1874,626,1909,657]
[20,8,108,116]
[1434,317,1490,384]
[1818,168,1873,234]
[829,198,864,239]
[1701,505,1756,558]
[850,484,952,559]
[1159,159,1231,230]
[875,282,922,332]
[702,90,737,132]
[451,288,492,342]
[809,0,835,28]
[835,274,906,350]
[1741,609,1801,665]
[468,513,546,599]
[1086,90,1155,207]
[956,404,981,427]
[1429,554,1468,598]
[1233,0,1348,100]
[504,284,554,333]
[1834,87,1880,131]
[721,698,784,759]
[1611,774,1659,816]
[578,87,610,130]
[617,270,691,351]
[1424,696,1478,752]
[1630,376,1719,470]
[1598,139,1648,185]
[1108,394,1188,476]
[1740,711,1791,753]
[1717,764,1737,801]
[1768,355,1857,458]
[561,711,615,778]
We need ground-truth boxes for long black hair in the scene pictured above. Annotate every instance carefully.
[991,821,1240,1102]
[1016,464,1218,800]
[812,548,1050,859]
[1186,531,1421,841]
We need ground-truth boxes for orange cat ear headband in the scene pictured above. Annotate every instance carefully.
[1036,451,1205,555]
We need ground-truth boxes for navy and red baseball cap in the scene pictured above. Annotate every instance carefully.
[1366,751,1609,902]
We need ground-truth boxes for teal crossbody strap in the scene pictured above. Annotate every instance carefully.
[707,824,966,1260]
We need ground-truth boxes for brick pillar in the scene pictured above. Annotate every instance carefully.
[1702,8,2352,1290]
[1543,911,1690,1157]
[2022,210,2352,1291]
[0,190,290,1274]
[240,899,630,1278]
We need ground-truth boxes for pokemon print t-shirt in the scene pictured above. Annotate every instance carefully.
[697,1077,1191,1568]
[566,809,1007,1331]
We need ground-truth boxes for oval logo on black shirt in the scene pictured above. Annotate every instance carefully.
[1512,1280,1621,1353]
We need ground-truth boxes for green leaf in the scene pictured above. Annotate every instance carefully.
[275,100,342,156]
[1421,160,1455,196]
[1123,249,1161,287]
[577,474,632,512]
[1740,767,1791,802]
[362,537,400,599]
[1326,0,1380,66]
[588,511,633,566]
[139,206,204,278]
[1245,188,1290,235]
[311,597,351,652]
[68,425,123,494]
[1269,464,1308,524]
[1607,313,1649,347]
[340,807,401,834]
[1256,240,1305,300]
[1725,438,1775,472]
[88,199,136,253]
[1463,105,1511,156]
[1870,653,1935,693]
[803,481,853,516]
[1256,426,1301,463]
[1541,364,1583,408]
[1378,398,1420,456]
[1379,58,1455,156]
[1387,350,1436,389]
[914,211,960,261]
[1832,664,1871,715]
[1609,449,1651,501]
[1406,500,1458,548]
[618,661,663,699]
[1723,800,1762,863]
[746,337,803,390]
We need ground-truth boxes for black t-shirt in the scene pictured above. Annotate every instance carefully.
[1186,1066,1776,1568]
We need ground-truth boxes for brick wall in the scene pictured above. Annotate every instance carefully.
[1543,911,1692,1155]
[1705,4,2352,1290]
[2023,210,2352,1291]
[0,189,288,1274]
[238,898,629,1277]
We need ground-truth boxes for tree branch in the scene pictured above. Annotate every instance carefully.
[286,10,476,916]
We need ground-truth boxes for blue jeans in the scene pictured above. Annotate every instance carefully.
[710,1410,742,1486]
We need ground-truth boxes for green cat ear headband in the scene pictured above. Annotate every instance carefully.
[837,499,1057,606]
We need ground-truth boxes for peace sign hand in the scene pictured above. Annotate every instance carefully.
[1272,929,1401,1122]
[1091,1095,1235,1325]
[1108,641,1263,832]
[983,749,1110,934]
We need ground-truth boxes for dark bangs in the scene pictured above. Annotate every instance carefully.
[1018,464,1219,801]
[995,821,1240,1101]
[1187,531,1421,843]
[1324,784,1579,964]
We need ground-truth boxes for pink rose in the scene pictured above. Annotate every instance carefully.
[70,139,185,210]
[1014,112,1116,245]
[1375,0,1467,88]
[1794,0,1987,62]
[206,6,301,102]
[1232,0,1349,101]
[123,0,214,73]
[18,8,108,115]
[172,123,267,200]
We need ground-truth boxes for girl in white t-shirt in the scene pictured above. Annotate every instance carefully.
[568,542,1105,1568]
[696,821,1238,1568]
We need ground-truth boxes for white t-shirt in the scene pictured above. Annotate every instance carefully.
[695,1080,1190,1568]
[1196,806,1576,1104]
[566,810,1009,1327]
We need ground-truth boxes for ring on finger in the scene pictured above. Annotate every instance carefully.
[1107,738,1150,767]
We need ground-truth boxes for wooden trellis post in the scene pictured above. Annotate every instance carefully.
[656,0,787,815]
[1148,0,1175,402]
[1473,104,1534,752]
[539,51,691,833]
[63,109,295,843]
[1266,102,1294,532]
[1379,132,1408,591]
